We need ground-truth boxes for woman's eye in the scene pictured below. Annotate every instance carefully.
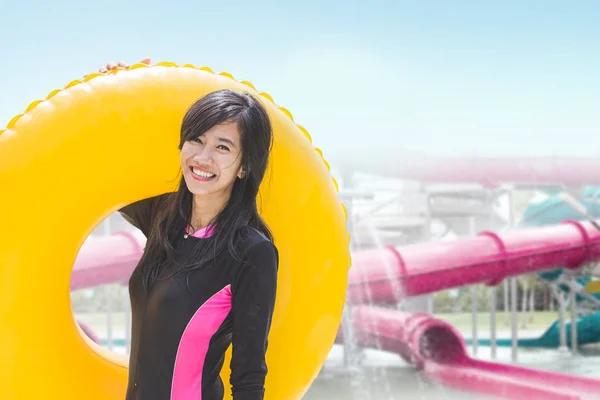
[217,145,230,151]
[192,137,202,144]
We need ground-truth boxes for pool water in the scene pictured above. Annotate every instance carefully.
[303,346,491,400]
[302,344,600,399]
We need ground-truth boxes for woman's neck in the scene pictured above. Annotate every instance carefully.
[190,191,230,230]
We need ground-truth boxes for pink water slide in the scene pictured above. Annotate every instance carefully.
[71,231,144,291]
[346,219,600,305]
[344,307,600,400]
[339,219,600,399]
[71,220,600,399]
[72,220,600,298]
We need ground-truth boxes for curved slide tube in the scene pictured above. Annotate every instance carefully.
[73,219,600,300]
[73,224,600,353]
[346,220,600,305]
[71,231,145,291]
[72,221,600,398]
[340,306,600,400]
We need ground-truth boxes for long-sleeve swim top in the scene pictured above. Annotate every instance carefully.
[119,195,278,400]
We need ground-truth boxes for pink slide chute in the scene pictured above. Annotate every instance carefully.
[71,231,145,291]
[347,220,600,305]
[345,306,600,400]
[71,220,600,399]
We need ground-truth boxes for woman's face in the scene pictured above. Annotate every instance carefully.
[180,122,244,198]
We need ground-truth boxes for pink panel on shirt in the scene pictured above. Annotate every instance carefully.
[186,224,215,239]
[170,285,232,400]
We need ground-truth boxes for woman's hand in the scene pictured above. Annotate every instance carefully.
[98,57,152,73]
[84,57,152,78]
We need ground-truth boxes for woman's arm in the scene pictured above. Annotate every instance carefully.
[230,240,279,400]
[118,195,165,237]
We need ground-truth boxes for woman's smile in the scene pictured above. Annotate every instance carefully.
[190,166,217,181]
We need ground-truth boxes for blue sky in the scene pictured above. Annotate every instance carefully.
[1,0,599,170]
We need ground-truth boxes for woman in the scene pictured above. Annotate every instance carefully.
[105,61,278,400]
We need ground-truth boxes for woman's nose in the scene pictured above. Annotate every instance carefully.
[193,147,214,163]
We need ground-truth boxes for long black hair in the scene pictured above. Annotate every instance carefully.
[138,89,274,289]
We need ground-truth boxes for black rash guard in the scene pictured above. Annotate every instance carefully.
[119,195,278,400]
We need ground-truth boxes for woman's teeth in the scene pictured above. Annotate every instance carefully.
[192,167,216,178]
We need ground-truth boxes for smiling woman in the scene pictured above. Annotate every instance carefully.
[0,61,351,400]
[120,89,279,400]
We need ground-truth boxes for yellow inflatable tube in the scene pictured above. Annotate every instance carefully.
[0,62,351,399]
